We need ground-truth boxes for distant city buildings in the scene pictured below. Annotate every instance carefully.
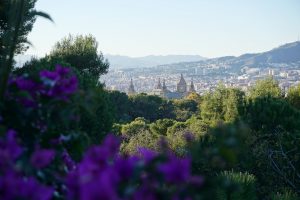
[127,74,196,99]
[102,61,300,98]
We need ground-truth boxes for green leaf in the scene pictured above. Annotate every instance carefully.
[31,10,54,22]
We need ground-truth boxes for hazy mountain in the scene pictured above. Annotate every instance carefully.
[105,54,206,69]
[106,41,300,70]
[240,41,300,65]
[18,41,300,70]
[209,41,300,68]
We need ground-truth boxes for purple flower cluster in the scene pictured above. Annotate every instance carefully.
[2,65,206,199]
[0,130,204,200]
[0,130,53,200]
[8,76,42,107]
[0,130,22,170]
[30,148,56,169]
[66,134,204,200]
[0,173,54,200]
[8,65,78,107]
[39,65,78,101]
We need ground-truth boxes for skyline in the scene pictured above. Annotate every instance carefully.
[26,0,300,58]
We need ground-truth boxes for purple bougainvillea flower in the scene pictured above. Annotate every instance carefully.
[79,168,121,200]
[56,65,71,76]
[66,156,121,200]
[101,134,120,155]
[30,149,55,169]
[158,156,191,184]
[65,134,203,200]
[40,70,59,81]
[15,77,39,91]
[0,172,53,200]
[7,76,41,107]
[5,129,23,160]
[0,129,23,171]
[82,134,120,165]
[138,147,157,163]
[114,155,139,179]
[18,177,54,200]
[7,65,78,106]
[0,130,53,200]
[39,65,78,101]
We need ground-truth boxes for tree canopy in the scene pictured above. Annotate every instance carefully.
[248,77,282,99]
[0,0,37,55]
[287,83,300,109]
[49,34,109,80]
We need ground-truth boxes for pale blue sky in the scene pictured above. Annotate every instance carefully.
[27,0,300,58]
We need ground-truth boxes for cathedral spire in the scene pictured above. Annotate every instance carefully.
[155,78,162,89]
[177,74,187,93]
[128,78,136,95]
[162,79,167,90]
[189,77,196,92]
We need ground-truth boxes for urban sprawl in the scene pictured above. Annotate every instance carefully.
[102,61,300,99]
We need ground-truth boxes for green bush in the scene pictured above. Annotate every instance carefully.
[216,171,257,200]
[271,190,299,200]
[121,130,159,154]
[120,117,149,137]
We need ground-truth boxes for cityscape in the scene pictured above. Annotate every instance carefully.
[102,41,300,98]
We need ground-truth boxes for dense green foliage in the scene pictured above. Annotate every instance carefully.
[287,83,300,109]
[216,171,257,200]
[108,91,199,123]
[0,0,38,55]
[200,85,245,123]
[13,58,114,145]
[0,0,52,100]
[118,79,300,199]
[1,1,299,199]
[248,77,282,99]
[49,34,109,80]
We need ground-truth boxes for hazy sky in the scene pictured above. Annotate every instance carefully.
[27,0,300,58]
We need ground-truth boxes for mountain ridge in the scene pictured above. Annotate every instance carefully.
[162,41,300,69]
[105,54,206,69]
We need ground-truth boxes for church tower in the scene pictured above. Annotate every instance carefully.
[155,78,162,89]
[177,74,187,93]
[162,79,167,91]
[189,78,196,93]
[128,78,136,95]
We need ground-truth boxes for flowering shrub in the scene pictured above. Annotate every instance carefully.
[0,130,54,200]
[0,66,206,200]
[2,65,88,160]
[0,130,204,200]
[8,65,78,106]
[66,134,204,200]
[0,66,263,200]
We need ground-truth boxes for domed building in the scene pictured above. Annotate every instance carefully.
[151,74,196,99]
[177,74,187,93]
